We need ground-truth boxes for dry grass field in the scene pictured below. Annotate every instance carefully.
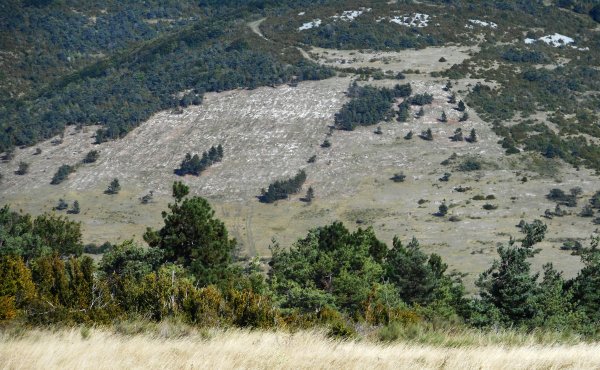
[1,327,600,370]
[0,45,596,289]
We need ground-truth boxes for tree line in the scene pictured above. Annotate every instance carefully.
[2,182,600,338]
[176,145,224,176]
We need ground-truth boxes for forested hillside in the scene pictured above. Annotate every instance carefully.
[2,0,600,355]
[0,0,332,151]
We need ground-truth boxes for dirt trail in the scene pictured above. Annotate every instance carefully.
[248,18,268,41]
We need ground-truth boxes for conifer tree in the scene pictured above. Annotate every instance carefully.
[105,178,121,195]
[468,128,478,143]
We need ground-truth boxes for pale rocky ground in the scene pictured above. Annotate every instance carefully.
[1,44,596,289]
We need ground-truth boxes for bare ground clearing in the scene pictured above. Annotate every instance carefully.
[0,45,595,289]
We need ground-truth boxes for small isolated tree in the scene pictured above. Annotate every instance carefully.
[55,198,68,211]
[580,205,594,218]
[459,112,469,122]
[439,172,451,182]
[34,148,42,155]
[448,93,457,104]
[404,131,414,140]
[416,107,425,118]
[304,187,314,203]
[374,126,383,135]
[307,155,317,164]
[15,162,29,175]
[391,172,406,183]
[82,150,99,164]
[68,200,80,215]
[321,139,331,148]
[439,112,448,123]
[439,56,447,62]
[437,202,448,216]
[451,128,463,141]
[105,178,121,195]
[397,101,410,122]
[140,191,154,204]
[444,81,452,91]
[467,128,478,143]
[457,100,466,112]
[420,128,433,141]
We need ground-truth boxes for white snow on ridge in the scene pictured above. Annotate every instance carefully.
[390,13,430,28]
[332,8,371,22]
[468,19,497,29]
[298,12,305,16]
[539,33,574,47]
[524,33,577,48]
[298,19,321,31]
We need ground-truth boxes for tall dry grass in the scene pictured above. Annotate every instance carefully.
[2,325,600,370]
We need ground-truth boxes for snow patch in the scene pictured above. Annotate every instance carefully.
[298,19,321,31]
[298,12,305,16]
[539,33,574,47]
[468,19,497,29]
[390,13,430,28]
[332,8,371,22]
[525,33,586,50]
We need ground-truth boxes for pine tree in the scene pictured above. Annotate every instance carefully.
[305,187,314,202]
[438,202,448,216]
[68,200,80,215]
[216,144,224,160]
[451,128,463,141]
[457,100,466,112]
[105,178,121,195]
[16,162,29,175]
[421,128,433,141]
[448,93,457,104]
[475,220,547,327]
[385,237,442,305]
[440,112,448,123]
[404,131,413,140]
[55,198,68,211]
[468,128,478,143]
[459,112,469,122]
[416,107,425,118]
[143,182,236,286]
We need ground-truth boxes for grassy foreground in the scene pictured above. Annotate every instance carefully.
[2,326,600,370]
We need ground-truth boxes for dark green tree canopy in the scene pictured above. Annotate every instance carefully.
[144,182,236,286]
